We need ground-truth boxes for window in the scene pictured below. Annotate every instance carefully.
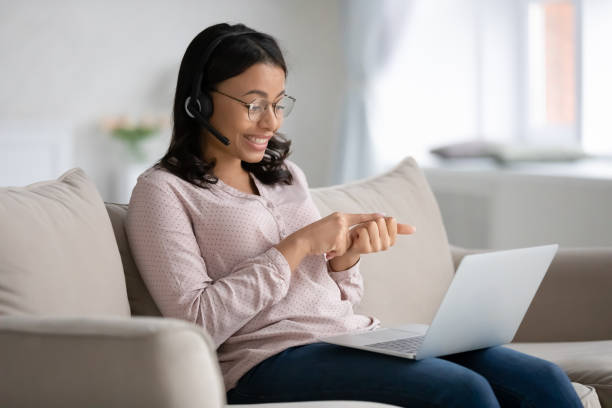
[526,0,579,145]
[365,0,612,173]
[581,0,612,155]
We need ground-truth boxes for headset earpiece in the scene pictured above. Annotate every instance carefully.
[184,29,253,146]
[199,92,213,118]
[184,95,229,144]
[184,96,201,119]
[184,93,212,119]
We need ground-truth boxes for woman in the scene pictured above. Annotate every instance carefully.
[126,23,582,407]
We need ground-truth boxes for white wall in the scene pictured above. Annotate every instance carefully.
[0,0,346,199]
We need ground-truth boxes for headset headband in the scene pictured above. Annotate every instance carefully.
[189,30,253,108]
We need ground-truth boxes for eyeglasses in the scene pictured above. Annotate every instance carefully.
[211,89,296,122]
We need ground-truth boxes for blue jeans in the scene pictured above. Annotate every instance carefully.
[226,342,582,407]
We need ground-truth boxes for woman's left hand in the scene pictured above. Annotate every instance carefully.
[327,216,416,271]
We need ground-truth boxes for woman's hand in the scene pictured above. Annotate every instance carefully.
[328,216,416,271]
[275,211,385,272]
[275,212,415,273]
[293,212,385,257]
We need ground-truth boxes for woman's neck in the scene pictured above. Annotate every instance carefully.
[202,140,259,195]
[213,158,245,182]
[203,142,244,180]
[210,156,259,195]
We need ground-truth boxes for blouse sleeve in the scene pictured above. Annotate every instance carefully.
[125,178,291,349]
[327,258,365,306]
[285,159,366,307]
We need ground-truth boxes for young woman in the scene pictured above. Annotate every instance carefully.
[126,23,582,407]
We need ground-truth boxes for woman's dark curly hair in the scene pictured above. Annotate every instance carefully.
[155,23,293,188]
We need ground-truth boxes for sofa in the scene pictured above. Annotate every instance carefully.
[0,156,609,407]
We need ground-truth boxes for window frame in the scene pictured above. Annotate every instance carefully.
[519,0,583,147]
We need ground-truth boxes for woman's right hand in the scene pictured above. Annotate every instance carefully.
[293,212,385,258]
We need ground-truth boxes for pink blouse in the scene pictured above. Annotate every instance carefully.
[125,159,380,391]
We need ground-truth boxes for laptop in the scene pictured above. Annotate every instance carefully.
[319,244,558,360]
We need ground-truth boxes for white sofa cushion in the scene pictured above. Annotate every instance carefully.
[310,157,455,326]
[226,384,601,408]
[507,341,611,407]
[106,202,161,317]
[0,168,130,317]
[228,401,401,407]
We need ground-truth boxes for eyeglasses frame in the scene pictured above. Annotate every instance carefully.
[211,89,296,121]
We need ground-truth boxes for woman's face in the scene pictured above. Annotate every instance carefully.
[205,62,286,164]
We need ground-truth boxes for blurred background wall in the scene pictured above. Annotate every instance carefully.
[0,0,346,200]
[2,0,611,249]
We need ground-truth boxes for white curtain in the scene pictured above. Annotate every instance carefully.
[332,0,412,184]
[370,0,487,169]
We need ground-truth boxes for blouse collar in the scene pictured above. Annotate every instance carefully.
[213,172,264,199]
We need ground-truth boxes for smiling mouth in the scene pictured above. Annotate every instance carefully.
[244,135,270,144]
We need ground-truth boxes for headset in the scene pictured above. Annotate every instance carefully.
[184,30,254,146]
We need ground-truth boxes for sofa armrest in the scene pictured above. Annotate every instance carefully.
[0,316,226,408]
[450,245,612,342]
[515,247,612,342]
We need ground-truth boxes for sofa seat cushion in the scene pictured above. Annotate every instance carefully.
[226,385,599,407]
[0,168,130,317]
[572,383,604,408]
[228,401,401,407]
[310,157,455,326]
[507,341,612,407]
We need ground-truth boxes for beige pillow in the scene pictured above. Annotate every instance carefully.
[105,202,161,317]
[0,168,130,317]
[311,157,455,325]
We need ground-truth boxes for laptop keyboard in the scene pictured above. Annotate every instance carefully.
[366,335,425,354]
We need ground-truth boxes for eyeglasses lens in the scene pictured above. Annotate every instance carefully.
[248,96,295,121]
